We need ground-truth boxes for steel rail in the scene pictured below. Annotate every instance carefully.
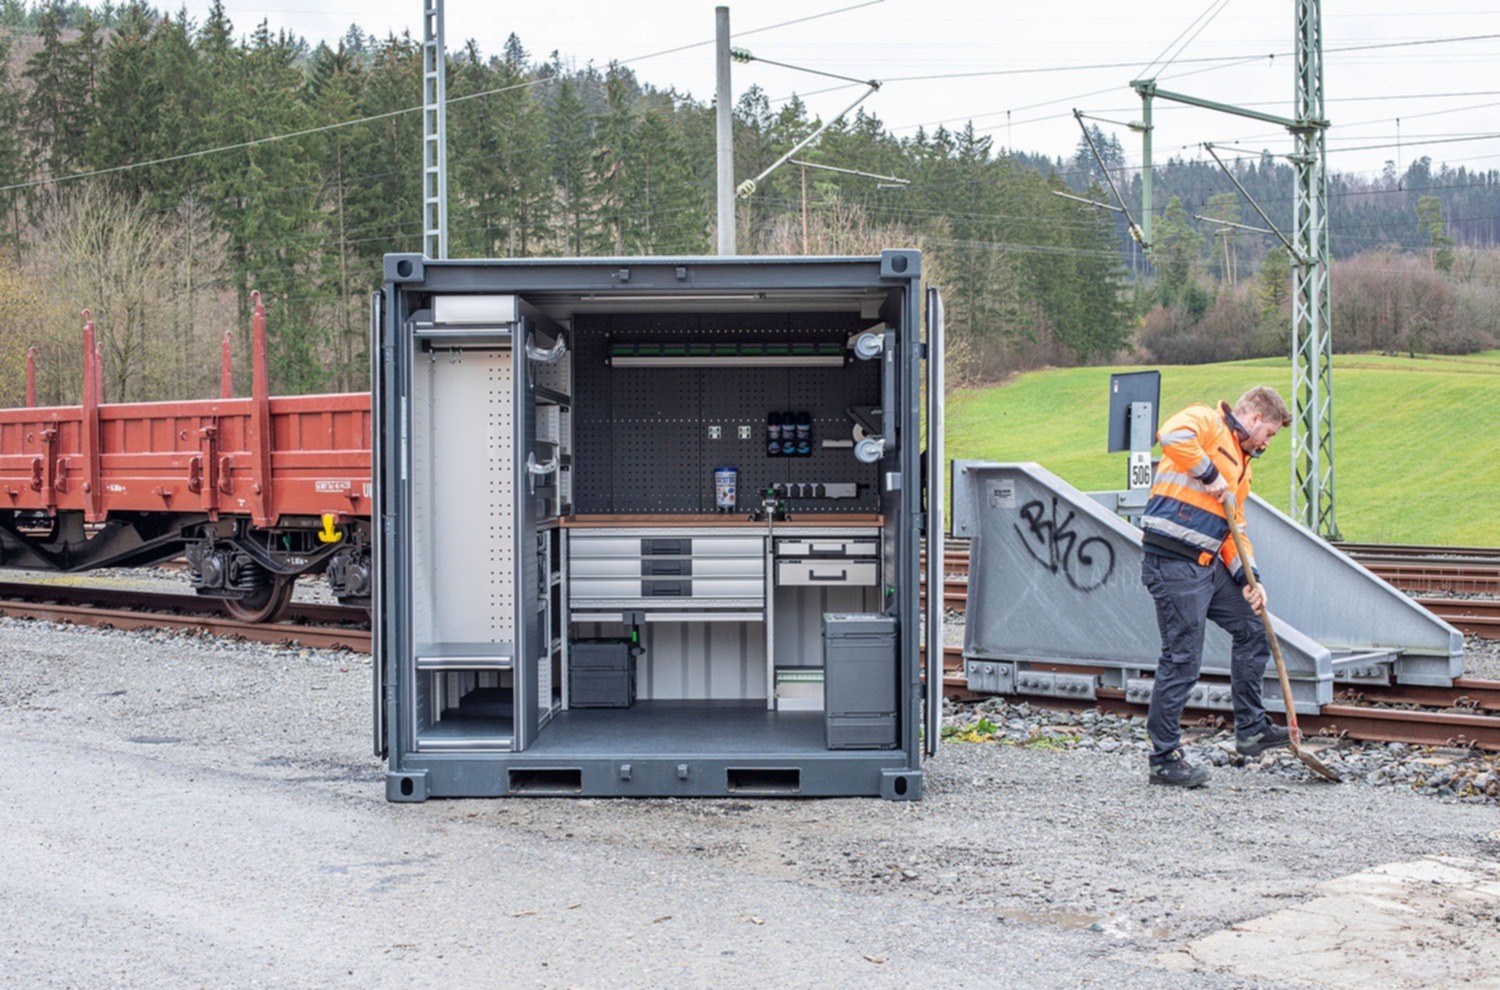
[0,581,363,626]
[0,582,370,652]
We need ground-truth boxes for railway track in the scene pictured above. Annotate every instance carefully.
[4,566,1495,753]
[925,643,1500,751]
[0,581,371,652]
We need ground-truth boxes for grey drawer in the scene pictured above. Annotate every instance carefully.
[569,535,646,558]
[570,577,765,602]
[776,539,878,557]
[689,536,764,558]
[684,578,764,598]
[569,578,646,600]
[569,534,763,559]
[570,556,763,579]
[775,559,880,586]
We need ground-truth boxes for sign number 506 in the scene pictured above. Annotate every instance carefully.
[1128,451,1153,489]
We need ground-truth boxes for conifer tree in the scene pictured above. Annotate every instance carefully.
[548,73,592,255]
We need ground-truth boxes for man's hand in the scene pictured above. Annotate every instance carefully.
[1205,474,1229,497]
[1243,583,1267,615]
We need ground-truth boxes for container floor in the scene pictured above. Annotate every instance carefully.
[531,699,830,756]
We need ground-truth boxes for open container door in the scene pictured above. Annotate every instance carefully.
[924,285,945,757]
[513,316,567,750]
[371,289,389,759]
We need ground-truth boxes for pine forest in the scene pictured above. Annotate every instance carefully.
[0,1,1496,407]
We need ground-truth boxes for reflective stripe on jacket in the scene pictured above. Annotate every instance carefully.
[1139,401,1258,584]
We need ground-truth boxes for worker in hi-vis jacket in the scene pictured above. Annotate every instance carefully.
[1137,386,1295,788]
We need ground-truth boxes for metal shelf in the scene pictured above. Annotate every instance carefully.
[414,642,515,670]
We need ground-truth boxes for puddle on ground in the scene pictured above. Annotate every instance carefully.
[1003,909,1172,940]
[1003,908,1102,930]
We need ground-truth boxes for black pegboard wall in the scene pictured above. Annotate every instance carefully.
[571,312,880,514]
[572,315,614,512]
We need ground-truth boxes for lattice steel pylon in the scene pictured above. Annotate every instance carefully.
[421,0,448,260]
[1121,0,1337,536]
[1291,0,1337,538]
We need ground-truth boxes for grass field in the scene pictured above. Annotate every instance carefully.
[945,350,1500,545]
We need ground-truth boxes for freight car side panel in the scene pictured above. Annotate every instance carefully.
[0,394,371,523]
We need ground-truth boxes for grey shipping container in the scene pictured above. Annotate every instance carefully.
[373,252,944,800]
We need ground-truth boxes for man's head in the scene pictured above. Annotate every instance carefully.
[1232,386,1291,455]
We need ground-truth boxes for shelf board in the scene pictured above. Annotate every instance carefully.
[415,641,515,670]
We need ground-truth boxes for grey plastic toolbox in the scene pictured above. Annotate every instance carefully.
[569,639,635,708]
[823,613,898,749]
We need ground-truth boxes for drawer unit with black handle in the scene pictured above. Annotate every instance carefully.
[772,535,880,587]
[775,558,880,586]
[774,538,878,558]
[568,531,765,608]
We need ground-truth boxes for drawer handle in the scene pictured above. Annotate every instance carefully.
[808,569,848,582]
[809,543,844,554]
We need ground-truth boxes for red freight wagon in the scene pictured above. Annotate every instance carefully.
[0,294,373,622]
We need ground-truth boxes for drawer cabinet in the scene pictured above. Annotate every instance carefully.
[568,530,766,608]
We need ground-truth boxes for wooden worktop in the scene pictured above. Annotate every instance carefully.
[561,513,884,528]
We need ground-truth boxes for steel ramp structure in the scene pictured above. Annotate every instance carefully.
[951,462,1463,715]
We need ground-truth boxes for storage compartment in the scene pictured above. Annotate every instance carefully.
[377,253,936,799]
[774,667,824,712]
[407,345,516,656]
[824,613,898,750]
[415,676,514,751]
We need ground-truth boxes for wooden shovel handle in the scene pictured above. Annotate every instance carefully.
[1219,491,1302,746]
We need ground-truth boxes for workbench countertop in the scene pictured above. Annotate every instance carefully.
[561,514,884,528]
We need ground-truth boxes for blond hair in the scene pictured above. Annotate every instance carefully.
[1235,386,1292,427]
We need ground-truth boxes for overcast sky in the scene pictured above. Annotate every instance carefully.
[173,0,1500,181]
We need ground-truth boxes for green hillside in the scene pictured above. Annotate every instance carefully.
[945,352,1500,545]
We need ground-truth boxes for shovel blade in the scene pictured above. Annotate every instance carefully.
[1294,745,1342,782]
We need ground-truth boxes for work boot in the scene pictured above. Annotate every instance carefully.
[1236,722,1292,757]
[1148,749,1209,788]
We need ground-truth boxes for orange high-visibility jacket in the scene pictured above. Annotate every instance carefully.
[1139,401,1258,584]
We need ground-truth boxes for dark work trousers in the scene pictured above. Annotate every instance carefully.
[1141,552,1271,764]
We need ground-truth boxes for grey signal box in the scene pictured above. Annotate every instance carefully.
[373,253,944,800]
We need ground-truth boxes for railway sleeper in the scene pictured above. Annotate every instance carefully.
[960,656,1402,715]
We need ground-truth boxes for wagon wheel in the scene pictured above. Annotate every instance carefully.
[223,575,296,624]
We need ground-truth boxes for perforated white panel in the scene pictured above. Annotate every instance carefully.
[411,350,515,645]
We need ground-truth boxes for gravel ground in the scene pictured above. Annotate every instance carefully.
[3,615,1498,989]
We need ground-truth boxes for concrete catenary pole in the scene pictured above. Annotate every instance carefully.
[715,6,736,255]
